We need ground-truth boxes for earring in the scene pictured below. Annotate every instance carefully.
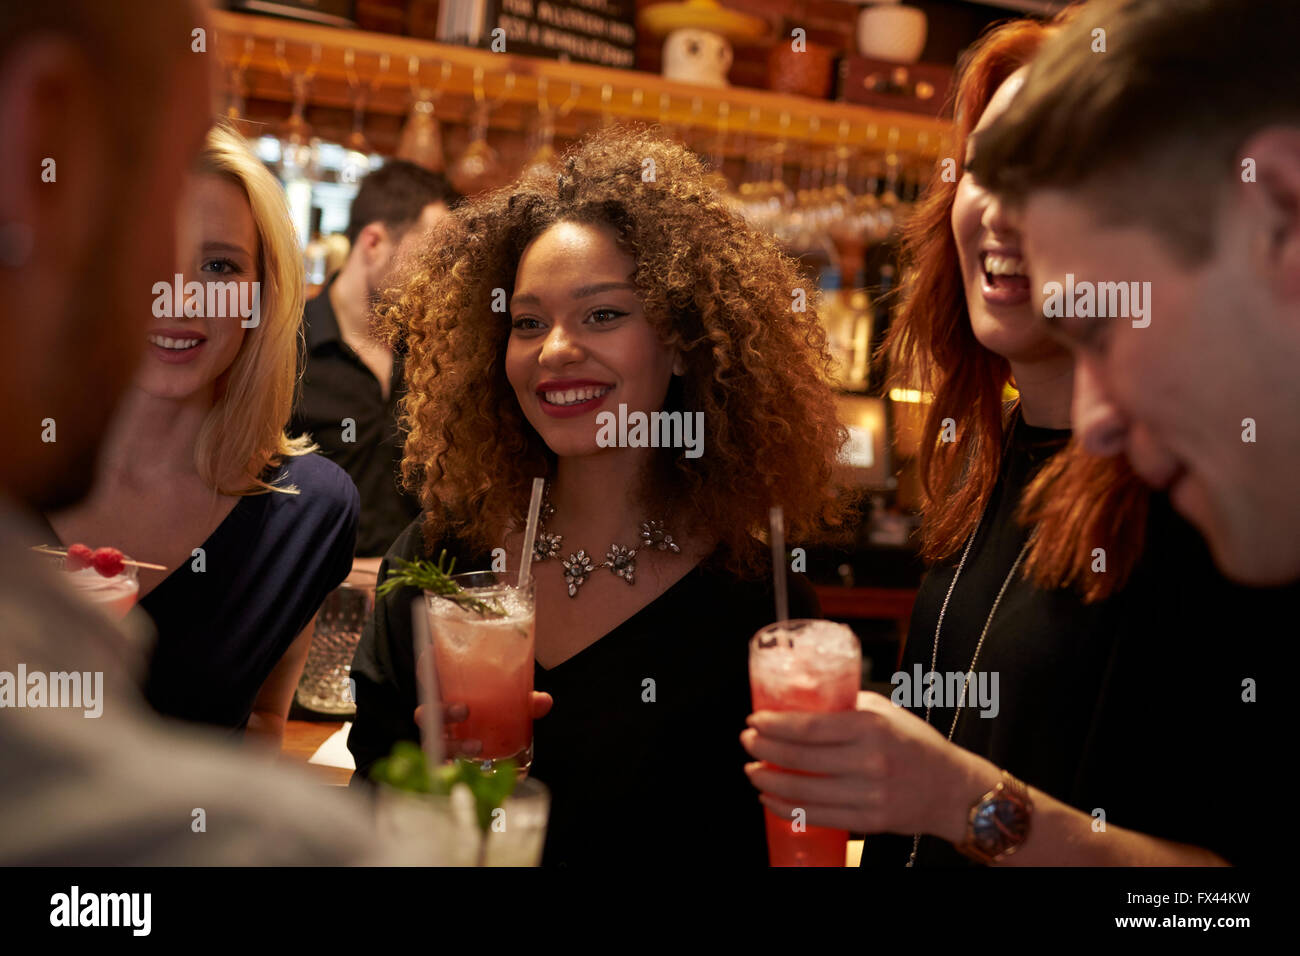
[0,222,33,269]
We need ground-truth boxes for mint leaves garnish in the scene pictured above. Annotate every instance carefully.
[376,550,506,617]
[370,741,518,835]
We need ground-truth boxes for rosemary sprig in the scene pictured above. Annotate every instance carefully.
[376,550,507,618]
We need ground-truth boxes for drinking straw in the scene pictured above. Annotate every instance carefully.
[411,596,445,769]
[769,505,788,623]
[517,477,546,588]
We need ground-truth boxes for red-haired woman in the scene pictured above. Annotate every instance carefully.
[742,14,1274,866]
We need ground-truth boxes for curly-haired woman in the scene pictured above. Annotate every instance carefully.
[347,125,848,866]
[41,125,359,746]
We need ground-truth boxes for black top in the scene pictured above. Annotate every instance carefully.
[290,280,420,557]
[347,516,822,867]
[861,410,1277,867]
[140,453,357,731]
[37,454,357,731]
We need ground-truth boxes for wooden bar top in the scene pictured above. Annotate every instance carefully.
[280,719,352,787]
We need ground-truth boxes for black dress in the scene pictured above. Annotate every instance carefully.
[41,454,359,731]
[348,516,821,867]
[862,410,1278,866]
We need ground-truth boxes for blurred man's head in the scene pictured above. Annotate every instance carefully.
[972,0,1300,585]
[343,161,459,295]
[0,0,212,510]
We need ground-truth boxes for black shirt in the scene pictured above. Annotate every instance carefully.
[861,411,1276,867]
[347,516,822,867]
[38,454,358,731]
[290,280,419,557]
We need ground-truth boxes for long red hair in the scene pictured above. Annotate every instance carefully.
[884,10,1149,602]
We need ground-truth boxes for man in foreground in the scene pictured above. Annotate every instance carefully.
[0,0,403,864]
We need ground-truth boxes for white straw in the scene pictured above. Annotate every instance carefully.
[517,477,545,588]
[411,595,444,769]
[770,505,788,623]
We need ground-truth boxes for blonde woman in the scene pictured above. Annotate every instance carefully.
[42,125,358,747]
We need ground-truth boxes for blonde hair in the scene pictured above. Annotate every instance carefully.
[193,124,314,495]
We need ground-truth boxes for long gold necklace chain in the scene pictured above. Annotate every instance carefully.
[904,514,1032,867]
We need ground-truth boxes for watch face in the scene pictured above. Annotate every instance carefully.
[970,792,1031,858]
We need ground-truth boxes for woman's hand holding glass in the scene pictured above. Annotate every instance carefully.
[741,691,996,845]
[413,692,554,758]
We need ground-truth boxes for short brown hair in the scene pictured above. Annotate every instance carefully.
[345,161,460,245]
[971,0,1300,265]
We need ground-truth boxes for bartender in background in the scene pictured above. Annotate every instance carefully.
[291,161,460,581]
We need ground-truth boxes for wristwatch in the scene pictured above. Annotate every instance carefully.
[956,771,1034,864]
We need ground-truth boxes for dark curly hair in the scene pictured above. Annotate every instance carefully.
[375,124,848,577]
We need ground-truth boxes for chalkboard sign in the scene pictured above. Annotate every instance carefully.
[438,0,637,68]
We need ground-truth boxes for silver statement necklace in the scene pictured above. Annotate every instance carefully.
[531,484,680,598]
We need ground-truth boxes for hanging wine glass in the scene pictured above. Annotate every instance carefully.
[766,112,795,233]
[223,36,254,126]
[878,152,902,238]
[849,150,881,243]
[521,77,579,180]
[341,49,387,186]
[826,143,857,248]
[448,67,515,196]
[599,82,615,129]
[275,40,321,181]
[396,57,450,173]
[736,109,760,201]
[451,103,498,195]
[657,91,678,143]
[702,100,731,196]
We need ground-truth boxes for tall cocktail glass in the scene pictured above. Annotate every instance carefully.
[375,776,550,866]
[425,571,535,775]
[749,618,862,866]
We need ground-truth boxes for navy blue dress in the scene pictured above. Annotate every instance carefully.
[136,453,359,731]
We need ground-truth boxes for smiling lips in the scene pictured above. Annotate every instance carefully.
[148,334,203,351]
[536,380,614,418]
[980,250,1031,306]
[147,330,207,364]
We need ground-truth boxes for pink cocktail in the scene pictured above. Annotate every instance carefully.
[426,572,535,774]
[750,619,861,867]
[37,545,140,620]
[64,566,140,619]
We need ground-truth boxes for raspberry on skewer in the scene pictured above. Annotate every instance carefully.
[65,543,94,571]
[90,547,126,578]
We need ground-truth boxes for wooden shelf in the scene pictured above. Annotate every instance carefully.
[212,10,951,159]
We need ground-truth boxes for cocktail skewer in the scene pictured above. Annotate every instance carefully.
[31,544,168,571]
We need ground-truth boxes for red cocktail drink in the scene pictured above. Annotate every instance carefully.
[750,619,861,866]
[426,572,535,774]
